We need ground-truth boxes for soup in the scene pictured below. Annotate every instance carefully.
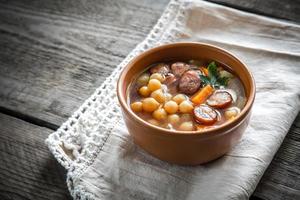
[127,60,246,132]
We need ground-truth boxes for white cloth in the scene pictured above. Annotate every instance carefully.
[46,0,300,199]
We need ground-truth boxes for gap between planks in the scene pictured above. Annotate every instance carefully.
[0,106,58,130]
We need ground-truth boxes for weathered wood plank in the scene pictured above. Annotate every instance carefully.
[0,0,299,126]
[0,0,169,126]
[0,113,71,200]
[253,113,300,200]
[209,0,300,23]
[0,0,299,200]
[0,0,299,125]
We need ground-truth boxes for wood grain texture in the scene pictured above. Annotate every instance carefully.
[253,113,300,200]
[0,0,298,125]
[0,0,169,126]
[0,0,299,199]
[209,0,300,23]
[0,113,71,200]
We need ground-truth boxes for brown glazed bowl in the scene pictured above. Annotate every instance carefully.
[117,42,255,165]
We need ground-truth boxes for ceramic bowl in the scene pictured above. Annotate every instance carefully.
[117,42,255,165]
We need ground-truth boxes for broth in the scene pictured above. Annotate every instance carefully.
[127,60,246,132]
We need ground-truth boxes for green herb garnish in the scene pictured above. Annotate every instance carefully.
[199,61,230,88]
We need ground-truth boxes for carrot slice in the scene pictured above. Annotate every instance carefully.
[190,85,214,105]
[200,66,209,76]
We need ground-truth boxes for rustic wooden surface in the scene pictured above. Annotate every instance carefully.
[0,0,299,199]
[254,113,300,200]
[210,0,300,23]
[0,0,169,127]
[0,113,71,200]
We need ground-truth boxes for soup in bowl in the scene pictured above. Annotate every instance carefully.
[129,60,246,131]
[117,42,255,165]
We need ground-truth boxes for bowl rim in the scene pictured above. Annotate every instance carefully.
[117,42,256,137]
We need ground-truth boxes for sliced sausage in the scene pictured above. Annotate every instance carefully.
[150,63,170,75]
[164,73,177,85]
[171,62,190,77]
[206,90,232,109]
[178,70,201,95]
[163,73,179,94]
[193,105,218,125]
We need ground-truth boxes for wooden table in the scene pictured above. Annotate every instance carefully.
[0,0,299,199]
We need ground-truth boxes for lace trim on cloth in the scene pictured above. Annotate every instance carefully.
[46,0,188,198]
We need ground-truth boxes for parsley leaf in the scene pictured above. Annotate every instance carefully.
[217,76,230,86]
[199,61,230,88]
[207,61,218,78]
[199,75,210,85]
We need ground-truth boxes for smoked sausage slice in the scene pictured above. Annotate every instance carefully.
[171,62,190,77]
[206,90,232,109]
[178,70,201,95]
[164,73,177,85]
[150,63,170,75]
[163,73,179,94]
[193,105,218,125]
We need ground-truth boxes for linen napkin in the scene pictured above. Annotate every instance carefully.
[46,0,300,199]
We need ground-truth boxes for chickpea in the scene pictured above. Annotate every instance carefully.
[150,89,166,103]
[172,94,187,104]
[148,79,161,91]
[164,100,178,114]
[150,73,165,82]
[178,121,194,131]
[165,93,172,101]
[137,73,150,86]
[142,98,160,112]
[139,86,151,97]
[179,100,194,113]
[152,108,168,121]
[130,102,143,112]
[167,114,180,125]
[180,114,192,122]
[224,107,240,120]
[148,119,160,126]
